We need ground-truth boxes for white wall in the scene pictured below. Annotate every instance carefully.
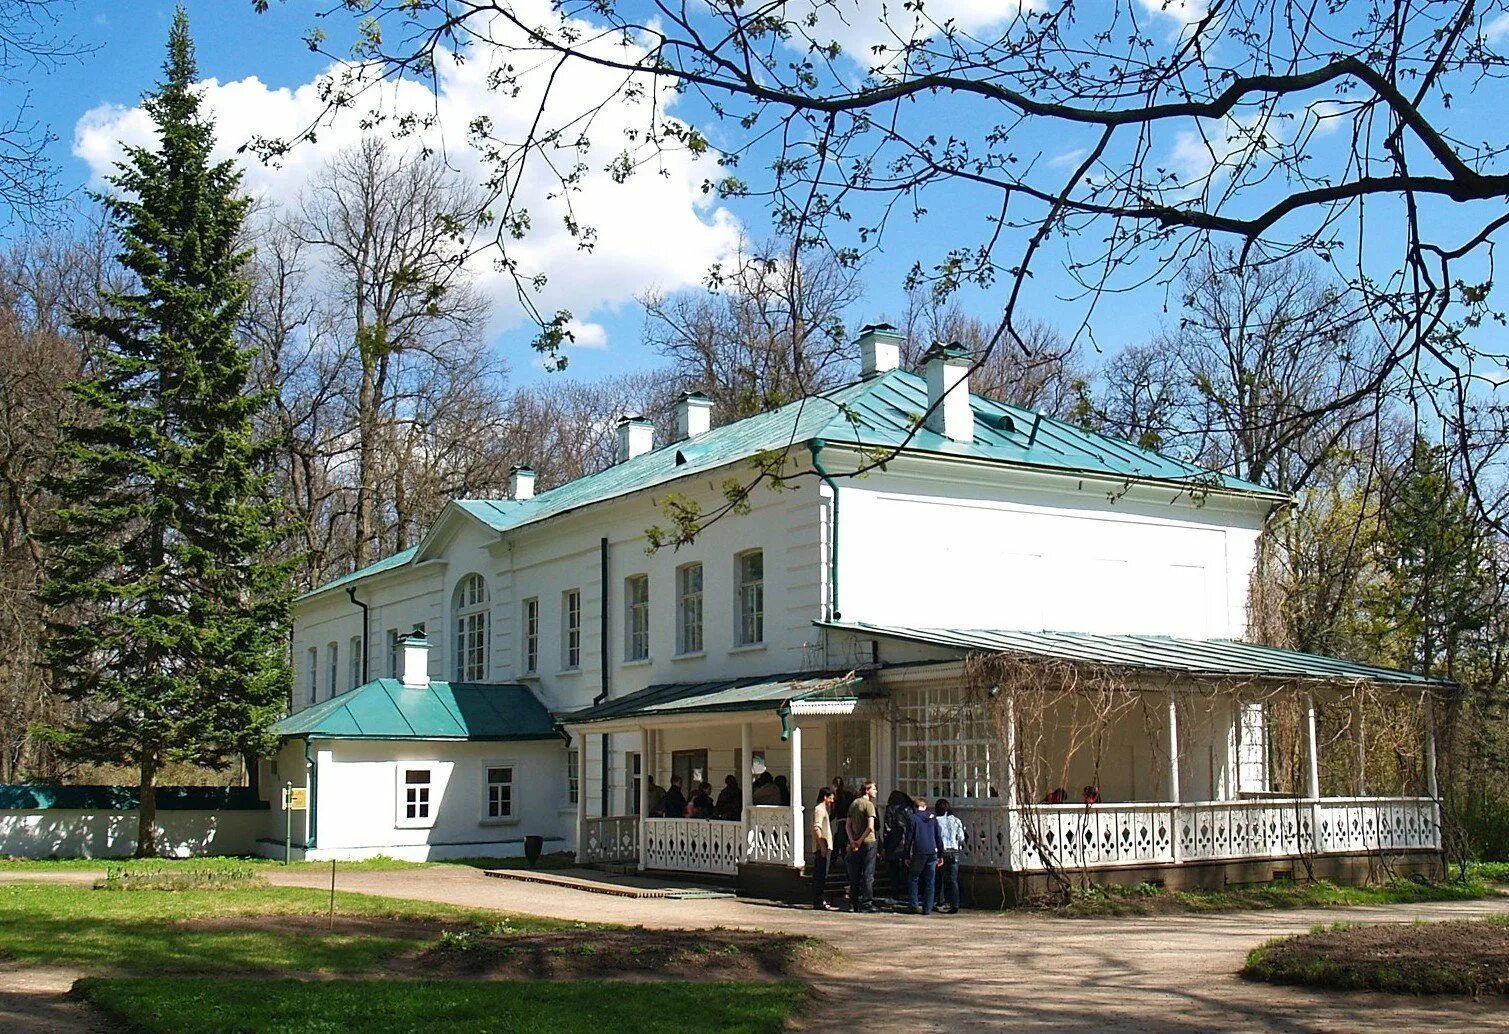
[302,738,573,861]
[0,808,266,859]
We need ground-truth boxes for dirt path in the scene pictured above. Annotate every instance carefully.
[0,967,108,1034]
[268,866,1509,1032]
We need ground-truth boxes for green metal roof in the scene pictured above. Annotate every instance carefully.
[297,546,417,602]
[301,369,1284,600]
[561,671,864,725]
[820,622,1451,687]
[273,679,559,741]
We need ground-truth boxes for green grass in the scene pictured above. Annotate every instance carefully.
[1467,860,1509,884]
[0,882,578,974]
[1060,877,1495,917]
[77,978,808,1033]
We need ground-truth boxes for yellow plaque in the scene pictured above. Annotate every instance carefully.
[287,787,309,810]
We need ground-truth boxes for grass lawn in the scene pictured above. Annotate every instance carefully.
[1060,877,1496,917]
[77,978,809,1034]
[0,882,577,974]
[1243,917,1509,995]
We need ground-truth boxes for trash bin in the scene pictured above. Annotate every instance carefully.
[524,834,544,867]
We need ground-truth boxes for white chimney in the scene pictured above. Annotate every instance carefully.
[674,391,713,440]
[923,341,975,443]
[400,629,431,689]
[508,465,535,501]
[857,323,903,378]
[615,414,654,463]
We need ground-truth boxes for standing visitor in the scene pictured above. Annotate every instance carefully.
[810,786,838,910]
[904,797,944,915]
[714,774,742,820]
[645,775,666,819]
[882,789,914,898]
[845,780,879,912]
[935,799,965,914]
[688,781,715,818]
[661,775,686,822]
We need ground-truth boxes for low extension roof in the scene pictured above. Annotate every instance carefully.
[561,671,865,726]
[300,368,1286,601]
[272,679,559,742]
[820,621,1451,688]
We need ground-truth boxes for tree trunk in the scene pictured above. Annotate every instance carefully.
[135,755,159,858]
[355,346,377,568]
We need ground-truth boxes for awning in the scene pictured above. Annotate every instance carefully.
[561,671,864,726]
[272,679,559,741]
[819,621,1450,688]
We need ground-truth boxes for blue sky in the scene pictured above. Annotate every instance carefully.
[16,1,1509,391]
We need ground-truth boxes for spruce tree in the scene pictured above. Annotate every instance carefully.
[41,8,290,856]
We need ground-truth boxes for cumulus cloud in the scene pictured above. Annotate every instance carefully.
[72,1,740,349]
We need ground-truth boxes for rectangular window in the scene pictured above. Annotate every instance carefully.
[326,642,339,700]
[306,647,318,706]
[562,590,581,670]
[625,574,650,661]
[403,768,431,821]
[485,765,515,820]
[349,635,362,689]
[676,563,703,654]
[1238,701,1270,793]
[737,550,764,646]
[522,597,539,674]
[626,752,642,815]
[566,749,579,806]
[894,683,995,801]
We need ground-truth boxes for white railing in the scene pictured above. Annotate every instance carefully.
[643,817,743,875]
[746,806,795,865]
[581,815,639,865]
[951,796,1437,873]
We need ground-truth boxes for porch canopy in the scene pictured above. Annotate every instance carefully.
[560,670,867,729]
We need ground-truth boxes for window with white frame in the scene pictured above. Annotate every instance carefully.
[894,683,996,800]
[565,749,579,805]
[306,647,318,705]
[484,764,515,821]
[453,574,489,681]
[326,642,339,700]
[348,635,362,689]
[625,574,650,661]
[521,597,539,674]
[676,562,703,654]
[736,550,764,646]
[562,590,581,670]
[1237,701,1270,793]
[399,767,434,825]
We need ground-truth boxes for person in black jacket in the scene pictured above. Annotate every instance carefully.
[713,775,742,820]
[903,797,945,914]
[660,775,686,820]
[881,789,913,899]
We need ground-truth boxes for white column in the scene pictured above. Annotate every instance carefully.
[1424,701,1440,799]
[1166,693,1181,803]
[789,722,805,870]
[575,735,589,863]
[1353,696,1367,797]
[1304,693,1322,800]
[1003,689,1019,807]
[637,726,650,871]
[740,721,753,861]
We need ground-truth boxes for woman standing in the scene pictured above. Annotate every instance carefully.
[934,799,965,913]
[810,786,839,910]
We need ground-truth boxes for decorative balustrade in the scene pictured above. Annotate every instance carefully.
[643,817,744,875]
[581,815,638,865]
[951,796,1436,873]
[746,806,795,865]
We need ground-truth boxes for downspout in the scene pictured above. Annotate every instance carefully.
[597,536,611,816]
[809,440,841,620]
[303,739,318,850]
[778,703,793,741]
[345,586,370,684]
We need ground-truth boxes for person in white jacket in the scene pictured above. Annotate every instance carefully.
[935,799,966,913]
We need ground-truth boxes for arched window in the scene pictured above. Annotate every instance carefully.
[453,574,489,681]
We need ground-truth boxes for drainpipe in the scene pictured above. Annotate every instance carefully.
[597,536,611,817]
[345,586,370,684]
[303,739,318,851]
[809,440,841,620]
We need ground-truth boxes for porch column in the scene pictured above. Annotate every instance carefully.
[637,726,650,871]
[1352,696,1366,796]
[740,721,753,861]
[1424,701,1440,799]
[1003,689,1019,807]
[1165,693,1181,803]
[1304,693,1322,800]
[575,735,589,863]
[789,722,805,870]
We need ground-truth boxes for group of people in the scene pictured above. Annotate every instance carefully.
[809,780,967,915]
[643,771,792,820]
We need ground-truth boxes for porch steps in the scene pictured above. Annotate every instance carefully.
[482,867,733,900]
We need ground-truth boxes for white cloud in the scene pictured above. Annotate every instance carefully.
[1486,13,1509,43]
[565,319,608,349]
[72,1,740,349]
[797,0,1040,71]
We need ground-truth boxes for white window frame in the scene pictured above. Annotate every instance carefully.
[521,597,540,675]
[482,760,518,824]
[453,574,490,681]
[348,635,362,690]
[326,641,339,700]
[676,562,704,655]
[396,764,439,829]
[562,589,581,671]
[1237,701,1270,794]
[624,574,650,661]
[736,550,764,646]
[305,647,318,706]
[565,748,579,806]
[894,683,995,802]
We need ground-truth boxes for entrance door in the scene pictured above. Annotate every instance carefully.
[626,751,641,815]
[828,719,872,785]
[672,749,708,792]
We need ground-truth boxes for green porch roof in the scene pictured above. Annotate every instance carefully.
[820,622,1451,688]
[561,671,864,725]
[272,679,559,741]
[301,369,1285,601]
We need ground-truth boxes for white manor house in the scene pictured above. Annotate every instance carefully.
[269,327,1444,903]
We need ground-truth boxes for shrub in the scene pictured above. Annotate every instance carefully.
[95,859,265,891]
